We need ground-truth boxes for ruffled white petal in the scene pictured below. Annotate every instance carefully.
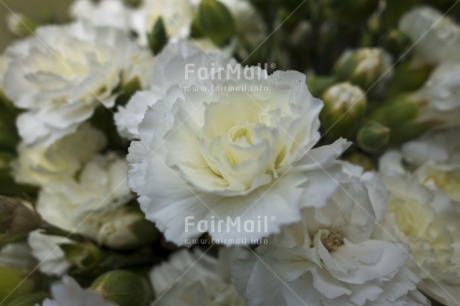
[28,230,72,276]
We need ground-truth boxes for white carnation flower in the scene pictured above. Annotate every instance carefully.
[28,230,73,276]
[150,248,245,306]
[3,21,153,146]
[39,275,116,306]
[36,154,132,245]
[380,129,460,204]
[70,0,132,31]
[127,45,349,245]
[233,163,428,306]
[13,124,106,187]
[114,41,234,139]
[379,174,460,306]
[400,6,460,65]
[412,60,460,129]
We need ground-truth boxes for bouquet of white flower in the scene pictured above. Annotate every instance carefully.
[1,0,460,305]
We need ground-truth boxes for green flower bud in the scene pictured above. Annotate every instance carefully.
[370,93,432,144]
[325,0,379,25]
[334,48,393,91]
[91,270,152,306]
[387,60,432,95]
[8,292,50,306]
[0,197,41,240]
[0,266,38,304]
[6,13,38,37]
[198,0,236,47]
[320,82,367,140]
[357,121,390,154]
[60,241,101,273]
[148,17,168,55]
[92,205,160,250]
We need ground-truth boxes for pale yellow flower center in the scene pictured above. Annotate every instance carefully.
[422,168,460,203]
[321,230,344,252]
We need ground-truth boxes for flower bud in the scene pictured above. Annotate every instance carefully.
[320,82,367,140]
[148,17,168,55]
[370,93,431,144]
[0,266,38,304]
[90,270,152,306]
[387,59,432,95]
[357,121,390,154]
[60,241,101,273]
[6,12,37,37]
[198,0,236,47]
[0,197,41,240]
[8,293,50,306]
[90,205,160,250]
[374,57,460,141]
[334,48,393,91]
